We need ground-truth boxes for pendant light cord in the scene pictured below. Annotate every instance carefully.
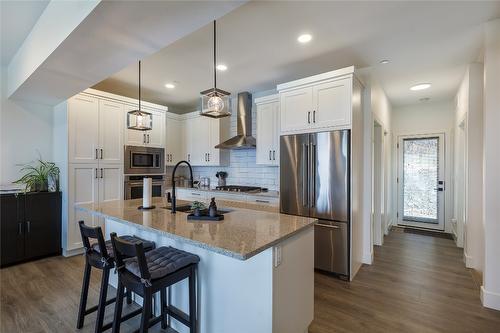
[138,60,141,111]
[213,20,217,90]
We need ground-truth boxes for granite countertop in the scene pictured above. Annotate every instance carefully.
[76,197,315,260]
[165,186,280,198]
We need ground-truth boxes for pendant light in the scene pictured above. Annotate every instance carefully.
[200,20,231,119]
[127,61,152,130]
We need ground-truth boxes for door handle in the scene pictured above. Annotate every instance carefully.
[95,168,98,179]
[269,150,272,160]
[95,148,98,160]
[273,150,276,161]
[208,153,210,162]
[316,223,340,230]
[100,168,104,179]
[303,144,309,207]
[310,144,316,207]
[307,111,311,124]
[313,110,316,123]
[26,221,31,233]
[100,148,103,159]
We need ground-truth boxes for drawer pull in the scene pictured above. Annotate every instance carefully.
[191,193,201,196]
[255,199,270,203]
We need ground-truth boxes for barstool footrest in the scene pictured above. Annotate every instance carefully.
[130,315,163,333]
[165,305,191,327]
[101,307,143,331]
[84,296,116,315]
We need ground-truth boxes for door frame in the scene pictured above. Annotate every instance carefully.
[396,132,446,231]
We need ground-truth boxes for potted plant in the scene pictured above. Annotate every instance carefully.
[190,201,206,217]
[14,159,60,192]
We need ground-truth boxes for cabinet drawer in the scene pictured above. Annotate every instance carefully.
[176,189,208,201]
[246,195,279,207]
[212,192,246,203]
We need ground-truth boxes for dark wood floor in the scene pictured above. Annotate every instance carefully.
[309,227,500,333]
[1,228,499,332]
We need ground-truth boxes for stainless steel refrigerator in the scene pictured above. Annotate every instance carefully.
[280,130,350,277]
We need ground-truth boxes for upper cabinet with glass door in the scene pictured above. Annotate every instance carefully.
[277,66,357,135]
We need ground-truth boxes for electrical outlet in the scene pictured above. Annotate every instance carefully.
[274,245,282,267]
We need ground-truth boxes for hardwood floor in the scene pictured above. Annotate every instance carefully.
[309,227,500,333]
[1,228,499,332]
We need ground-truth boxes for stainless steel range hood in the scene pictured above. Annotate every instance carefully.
[215,92,256,149]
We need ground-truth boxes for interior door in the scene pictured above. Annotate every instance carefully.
[68,95,99,163]
[310,130,350,221]
[99,100,123,164]
[280,134,310,217]
[25,193,61,259]
[397,134,445,230]
[280,87,312,133]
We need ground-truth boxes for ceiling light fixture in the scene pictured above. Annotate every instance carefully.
[380,59,390,64]
[297,34,312,43]
[410,83,431,91]
[127,61,152,131]
[216,64,227,71]
[200,20,231,119]
[165,83,175,89]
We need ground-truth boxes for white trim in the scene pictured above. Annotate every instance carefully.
[83,88,168,112]
[464,251,474,268]
[481,286,500,311]
[255,94,279,104]
[362,250,374,265]
[277,66,355,91]
[63,246,84,257]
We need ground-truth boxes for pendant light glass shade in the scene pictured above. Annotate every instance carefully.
[200,20,231,119]
[128,61,152,131]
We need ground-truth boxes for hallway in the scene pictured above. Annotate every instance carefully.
[310,227,500,333]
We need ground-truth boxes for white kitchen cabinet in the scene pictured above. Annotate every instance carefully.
[125,106,166,148]
[68,95,99,164]
[256,95,280,166]
[166,113,185,166]
[312,78,351,130]
[99,100,123,164]
[277,66,356,135]
[175,188,208,201]
[246,195,279,207]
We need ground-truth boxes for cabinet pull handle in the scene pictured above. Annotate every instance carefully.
[255,199,270,203]
[100,148,103,159]
[100,168,104,179]
[191,192,201,196]
[269,150,272,160]
[273,150,276,161]
[95,168,98,179]
[18,222,22,235]
[307,111,311,124]
[208,153,210,162]
[148,134,150,143]
[313,110,316,123]
[26,221,31,233]
[188,154,190,162]
[95,148,98,159]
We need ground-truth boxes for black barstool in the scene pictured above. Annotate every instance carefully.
[76,221,155,333]
[110,232,199,333]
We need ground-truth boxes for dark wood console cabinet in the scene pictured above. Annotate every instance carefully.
[1,191,61,267]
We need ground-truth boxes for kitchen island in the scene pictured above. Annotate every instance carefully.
[76,197,316,333]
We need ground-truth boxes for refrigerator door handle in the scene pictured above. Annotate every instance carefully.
[303,143,309,207]
[316,222,340,229]
[310,143,316,208]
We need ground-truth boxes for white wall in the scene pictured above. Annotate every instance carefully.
[0,66,54,185]
[481,18,500,311]
[454,63,484,271]
[392,100,455,233]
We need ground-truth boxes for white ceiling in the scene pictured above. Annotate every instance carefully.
[0,0,49,65]
[93,1,500,112]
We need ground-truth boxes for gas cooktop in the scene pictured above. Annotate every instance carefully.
[215,185,268,193]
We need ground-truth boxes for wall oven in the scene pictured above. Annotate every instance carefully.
[124,175,165,200]
[124,146,165,175]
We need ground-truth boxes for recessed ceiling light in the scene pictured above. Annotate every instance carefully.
[380,59,390,64]
[165,83,175,89]
[410,83,431,91]
[216,64,227,71]
[297,34,312,43]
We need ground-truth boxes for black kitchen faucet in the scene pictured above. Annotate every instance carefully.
[171,160,194,214]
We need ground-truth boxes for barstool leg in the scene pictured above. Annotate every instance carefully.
[112,280,125,333]
[140,288,152,333]
[189,265,197,333]
[126,288,132,305]
[76,261,92,329]
[160,288,168,329]
[94,267,110,333]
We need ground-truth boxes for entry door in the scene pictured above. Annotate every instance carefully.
[397,134,445,230]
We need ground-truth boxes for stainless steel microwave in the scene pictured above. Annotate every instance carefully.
[124,146,165,175]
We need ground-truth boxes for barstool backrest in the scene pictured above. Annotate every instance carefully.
[110,232,151,281]
[78,220,110,260]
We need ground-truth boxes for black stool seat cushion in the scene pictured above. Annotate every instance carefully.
[125,246,200,280]
[92,235,155,258]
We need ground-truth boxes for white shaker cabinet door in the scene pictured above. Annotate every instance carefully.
[98,100,123,164]
[312,77,352,129]
[207,118,220,166]
[68,96,99,164]
[97,165,123,229]
[280,87,312,134]
[68,165,99,250]
[271,101,280,166]
[124,104,147,147]
[166,115,185,166]
[256,102,275,165]
[147,110,165,148]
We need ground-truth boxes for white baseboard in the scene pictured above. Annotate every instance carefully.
[481,286,500,311]
[464,251,474,268]
[385,219,393,235]
[63,247,83,257]
[362,251,373,265]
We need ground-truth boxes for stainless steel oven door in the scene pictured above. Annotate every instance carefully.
[124,146,165,175]
[125,180,165,200]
